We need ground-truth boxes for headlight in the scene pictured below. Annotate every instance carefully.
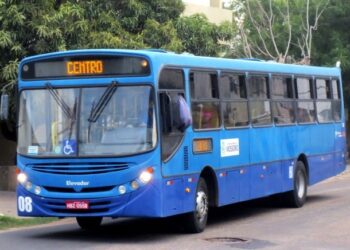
[25,182,32,190]
[17,173,27,184]
[118,185,126,195]
[139,167,154,184]
[34,186,41,195]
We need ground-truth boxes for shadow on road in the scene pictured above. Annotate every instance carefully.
[28,193,335,243]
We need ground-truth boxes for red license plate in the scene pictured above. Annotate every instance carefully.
[65,200,89,210]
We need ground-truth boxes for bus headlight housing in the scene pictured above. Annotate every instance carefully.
[139,167,154,184]
[17,172,28,184]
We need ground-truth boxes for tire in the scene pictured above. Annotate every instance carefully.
[284,161,308,208]
[76,217,103,230]
[184,177,209,233]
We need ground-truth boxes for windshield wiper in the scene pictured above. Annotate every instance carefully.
[88,81,118,123]
[46,82,75,120]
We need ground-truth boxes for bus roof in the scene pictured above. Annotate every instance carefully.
[20,49,341,78]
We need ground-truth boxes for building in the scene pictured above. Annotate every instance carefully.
[182,0,232,24]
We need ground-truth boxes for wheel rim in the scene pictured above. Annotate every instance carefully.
[296,170,306,199]
[196,190,208,223]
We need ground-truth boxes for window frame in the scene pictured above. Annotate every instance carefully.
[219,71,249,129]
[247,73,272,127]
[190,69,221,131]
[315,78,333,124]
[270,74,296,126]
[331,78,342,123]
[295,76,317,124]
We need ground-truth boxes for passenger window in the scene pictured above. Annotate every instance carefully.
[332,79,341,121]
[190,71,219,99]
[332,80,340,99]
[271,76,295,124]
[159,68,184,89]
[271,76,293,99]
[295,78,313,99]
[190,71,220,129]
[220,72,249,128]
[295,77,315,123]
[248,75,271,126]
[315,79,332,123]
[220,73,247,99]
[248,75,269,99]
[316,79,331,99]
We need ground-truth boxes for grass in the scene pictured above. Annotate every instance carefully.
[0,215,57,230]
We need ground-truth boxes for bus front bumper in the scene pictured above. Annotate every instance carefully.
[16,181,162,218]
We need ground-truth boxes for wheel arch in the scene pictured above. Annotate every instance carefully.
[297,153,309,185]
[200,166,219,207]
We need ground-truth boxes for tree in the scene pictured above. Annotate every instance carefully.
[0,0,187,90]
[0,0,187,131]
[230,0,329,64]
[176,14,234,56]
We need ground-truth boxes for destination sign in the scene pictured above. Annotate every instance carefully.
[21,55,150,79]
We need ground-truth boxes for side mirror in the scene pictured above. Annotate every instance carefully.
[0,94,9,120]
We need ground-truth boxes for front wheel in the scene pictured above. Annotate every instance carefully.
[76,217,102,230]
[184,177,209,233]
[283,161,308,208]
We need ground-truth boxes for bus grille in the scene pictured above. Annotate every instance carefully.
[30,162,129,175]
[43,186,115,193]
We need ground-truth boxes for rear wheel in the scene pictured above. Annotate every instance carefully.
[76,217,102,230]
[184,177,209,233]
[283,161,308,208]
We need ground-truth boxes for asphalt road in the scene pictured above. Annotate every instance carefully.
[1,169,350,250]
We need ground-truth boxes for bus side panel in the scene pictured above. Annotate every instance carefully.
[249,162,283,200]
[281,159,295,192]
[308,123,337,185]
[308,154,336,185]
[334,122,347,175]
[220,169,240,206]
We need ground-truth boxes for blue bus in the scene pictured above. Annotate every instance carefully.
[8,49,347,233]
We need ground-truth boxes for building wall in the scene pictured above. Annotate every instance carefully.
[182,0,232,24]
[0,125,17,190]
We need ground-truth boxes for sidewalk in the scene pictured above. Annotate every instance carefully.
[0,191,17,217]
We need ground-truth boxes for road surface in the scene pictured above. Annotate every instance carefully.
[1,169,350,250]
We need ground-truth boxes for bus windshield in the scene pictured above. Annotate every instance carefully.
[18,85,156,157]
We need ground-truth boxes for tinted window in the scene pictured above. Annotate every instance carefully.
[220,73,247,99]
[272,102,295,124]
[316,79,331,99]
[248,75,269,99]
[297,101,316,123]
[250,101,271,125]
[296,78,313,99]
[190,71,220,129]
[190,71,219,99]
[316,101,332,123]
[222,102,249,127]
[271,76,293,99]
[332,80,340,99]
[159,68,184,89]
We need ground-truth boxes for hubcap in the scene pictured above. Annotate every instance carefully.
[296,171,306,199]
[196,190,208,223]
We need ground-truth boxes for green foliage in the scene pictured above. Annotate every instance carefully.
[0,215,57,230]
[176,14,233,56]
[0,0,187,94]
[143,20,183,52]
